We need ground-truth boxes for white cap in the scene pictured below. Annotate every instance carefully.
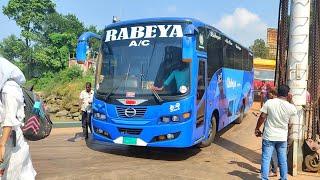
[0,57,26,90]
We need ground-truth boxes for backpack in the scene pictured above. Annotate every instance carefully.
[21,87,53,141]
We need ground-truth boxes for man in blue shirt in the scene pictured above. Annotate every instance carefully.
[152,63,189,93]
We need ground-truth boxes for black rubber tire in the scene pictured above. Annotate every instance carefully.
[304,153,320,172]
[198,115,217,148]
[84,114,89,139]
[84,126,89,139]
[234,106,244,124]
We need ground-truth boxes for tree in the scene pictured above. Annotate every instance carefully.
[34,13,87,72]
[3,0,56,77]
[250,39,269,59]
[2,0,100,77]
[0,35,27,61]
[3,0,55,48]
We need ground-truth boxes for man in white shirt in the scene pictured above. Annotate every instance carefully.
[79,82,94,139]
[254,85,298,180]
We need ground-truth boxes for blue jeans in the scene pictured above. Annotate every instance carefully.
[261,140,287,180]
[270,149,278,173]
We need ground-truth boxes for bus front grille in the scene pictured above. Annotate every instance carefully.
[116,106,147,118]
[118,128,142,135]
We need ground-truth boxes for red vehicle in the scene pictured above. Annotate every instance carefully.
[253,58,276,101]
[254,69,275,89]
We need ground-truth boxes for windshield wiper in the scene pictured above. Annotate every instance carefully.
[140,65,164,104]
[150,87,164,103]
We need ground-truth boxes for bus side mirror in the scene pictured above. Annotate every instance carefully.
[182,24,197,63]
[76,40,88,64]
[183,24,198,36]
[76,32,101,64]
[182,36,194,63]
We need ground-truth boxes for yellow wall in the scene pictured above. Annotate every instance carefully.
[253,58,276,70]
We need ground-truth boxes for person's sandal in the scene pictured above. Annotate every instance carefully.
[268,171,277,177]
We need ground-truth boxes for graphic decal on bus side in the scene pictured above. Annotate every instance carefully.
[105,25,183,47]
[170,103,181,112]
[226,77,241,89]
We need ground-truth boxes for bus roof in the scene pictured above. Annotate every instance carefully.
[107,17,196,27]
[105,17,252,52]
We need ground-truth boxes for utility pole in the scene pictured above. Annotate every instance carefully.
[287,0,310,176]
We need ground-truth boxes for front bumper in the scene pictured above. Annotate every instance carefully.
[91,118,194,148]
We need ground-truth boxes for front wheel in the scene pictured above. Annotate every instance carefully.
[198,115,217,148]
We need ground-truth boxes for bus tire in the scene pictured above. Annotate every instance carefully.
[234,106,244,124]
[198,115,217,148]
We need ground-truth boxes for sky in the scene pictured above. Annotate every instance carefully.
[0,0,280,47]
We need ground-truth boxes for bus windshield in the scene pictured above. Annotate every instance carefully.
[254,69,275,81]
[97,23,190,99]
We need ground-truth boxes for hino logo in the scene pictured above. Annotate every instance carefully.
[124,108,137,117]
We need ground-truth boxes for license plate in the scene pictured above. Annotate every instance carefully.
[123,137,137,145]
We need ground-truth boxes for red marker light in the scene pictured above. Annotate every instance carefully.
[125,99,137,105]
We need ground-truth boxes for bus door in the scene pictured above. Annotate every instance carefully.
[194,58,207,141]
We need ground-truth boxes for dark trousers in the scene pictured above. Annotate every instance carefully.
[81,111,92,135]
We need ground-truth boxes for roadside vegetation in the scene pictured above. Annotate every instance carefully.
[26,66,94,121]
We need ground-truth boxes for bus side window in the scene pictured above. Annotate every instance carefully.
[234,46,243,70]
[197,27,207,52]
[207,33,223,81]
[243,50,249,71]
[223,41,235,69]
[197,61,206,100]
[249,54,253,70]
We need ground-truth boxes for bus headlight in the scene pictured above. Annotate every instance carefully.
[93,112,107,120]
[161,117,171,123]
[172,115,180,122]
[160,112,191,123]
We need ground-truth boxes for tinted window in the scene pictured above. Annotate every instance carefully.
[197,27,207,52]
[197,60,206,100]
[248,53,253,70]
[223,39,235,68]
[234,45,243,70]
[242,49,249,70]
[99,22,190,97]
[207,30,223,80]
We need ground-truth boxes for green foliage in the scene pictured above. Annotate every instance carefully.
[41,13,84,53]
[33,44,69,71]
[0,35,27,61]
[1,0,102,79]
[250,39,269,59]
[42,13,84,38]
[3,0,55,44]
[27,72,55,90]
[28,66,87,91]
[26,67,94,111]
[59,66,83,82]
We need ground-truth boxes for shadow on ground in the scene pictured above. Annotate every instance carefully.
[214,121,261,164]
[214,136,261,164]
[229,160,260,173]
[228,170,260,180]
[84,136,201,161]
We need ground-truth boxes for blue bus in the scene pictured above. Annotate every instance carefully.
[76,17,254,148]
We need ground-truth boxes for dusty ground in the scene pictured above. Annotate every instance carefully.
[30,103,320,180]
